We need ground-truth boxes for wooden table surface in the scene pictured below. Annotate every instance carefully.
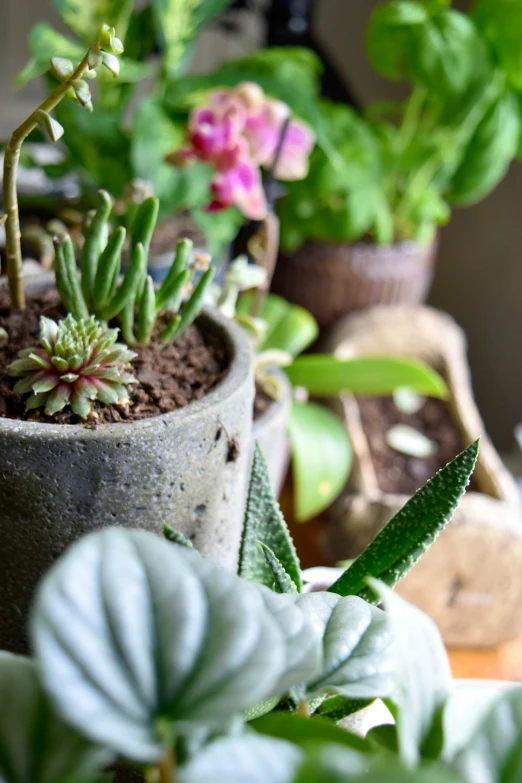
[279,476,522,683]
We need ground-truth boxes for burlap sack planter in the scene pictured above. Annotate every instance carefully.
[271,237,438,331]
[0,279,254,653]
[323,306,522,648]
[252,369,292,497]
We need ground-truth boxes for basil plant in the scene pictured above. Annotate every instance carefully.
[2,439,514,783]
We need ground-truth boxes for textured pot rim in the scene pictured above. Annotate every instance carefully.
[252,368,292,435]
[0,295,253,438]
[289,233,439,255]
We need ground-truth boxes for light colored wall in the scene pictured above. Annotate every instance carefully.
[316,0,522,450]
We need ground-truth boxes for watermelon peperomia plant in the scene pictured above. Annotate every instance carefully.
[3,439,517,783]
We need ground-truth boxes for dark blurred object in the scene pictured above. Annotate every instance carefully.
[263,0,358,106]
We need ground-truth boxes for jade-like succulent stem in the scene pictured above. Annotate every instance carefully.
[3,52,92,311]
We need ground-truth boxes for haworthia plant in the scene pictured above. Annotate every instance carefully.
[238,445,302,592]
[54,191,215,347]
[328,440,480,602]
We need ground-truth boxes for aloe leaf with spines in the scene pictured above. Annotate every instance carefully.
[238,445,302,592]
[2,25,123,311]
[8,315,136,418]
[327,440,480,601]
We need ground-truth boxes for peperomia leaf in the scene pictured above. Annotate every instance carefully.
[238,445,301,591]
[294,593,394,701]
[178,735,302,783]
[328,441,479,601]
[0,652,112,783]
[455,687,522,783]
[368,581,453,767]
[288,401,352,522]
[31,528,318,763]
[284,356,447,398]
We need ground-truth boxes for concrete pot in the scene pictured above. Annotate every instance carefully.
[0,280,254,653]
[271,237,438,330]
[323,306,522,648]
[252,370,292,497]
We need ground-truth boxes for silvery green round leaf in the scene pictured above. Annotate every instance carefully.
[178,735,302,783]
[295,593,394,699]
[385,424,438,458]
[31,529,309,763]
[0,652,112,783]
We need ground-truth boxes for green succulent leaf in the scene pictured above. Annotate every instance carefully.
[260,543,298,595]
[328,441,479,600]
[287,401,352,522]
[0,651,113,783]
[31,528,318,763]
[238,445,301,591]
[163,523,195,549]
[52,0,133,46]
[294,592,394,700]
[178,735,302,783]
[35,109,65,143]
[455,687,522,783]
[368,580,452,767]
[284,356,447,398]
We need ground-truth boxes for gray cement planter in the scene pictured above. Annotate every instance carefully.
[0,290,254,653]
[252,370,292,497]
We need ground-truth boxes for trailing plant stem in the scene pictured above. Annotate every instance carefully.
[3,51,91,310]
[159,747,176,783]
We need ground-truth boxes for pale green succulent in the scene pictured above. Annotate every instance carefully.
[8,315,136,418]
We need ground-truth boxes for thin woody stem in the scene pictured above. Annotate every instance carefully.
[3,50,91,310]
[159,746,176,783]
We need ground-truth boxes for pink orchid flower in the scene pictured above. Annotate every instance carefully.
[209,158,267,221]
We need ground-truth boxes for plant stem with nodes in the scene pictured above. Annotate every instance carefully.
[2,51,92,310]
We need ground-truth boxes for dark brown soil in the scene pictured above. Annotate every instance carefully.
[357,395,478,495]
[0,289,228,425]
[254,387,274,420]
[149,214,206,257]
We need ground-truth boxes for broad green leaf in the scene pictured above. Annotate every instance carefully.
[236,293,291,342]
[16,23,84,87]
[366,1,429,81]
[317,695,374,723]
[295,592,394,700]
[31,528,318,763]
[261,544,298,594]
[52,0,133,46]
[472,0,522,90]
[368,581,453,767]
[284,356,447,398]
[178,735,302,783]
[251,711,371,754]
[288,401,352,522]
[239,445,301,591]
[260,305,319,359]
[0,652,112,783]
[448,90,520,207]
[455,687,522,783]
[328,441,479,600]
[295,754,463,783]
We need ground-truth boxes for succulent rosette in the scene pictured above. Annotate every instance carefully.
[9,315,136,417]
[167,82,315,220]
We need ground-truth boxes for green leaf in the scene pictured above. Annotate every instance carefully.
[366,1,429,81]
[178,735,302,783]
[368,581,452,767]
[0,651,112,783]
[472,0,522,90]
[448,90,520,206]
[455,687,522,783]
[52,0,134,46]
[284,355,447,398]
[295,592,394,700]
[251,711,372,754]
[16,23,84,87]
[238,445,301,591]
[163,523,195,549]
[287,401,352,522]
[260,305,319,359]
[327,441,479,600]
[31,528,318,763]
[35,110,64,143]
[317,694,374,723]
[260,543,298,594]
[295,754,463,783]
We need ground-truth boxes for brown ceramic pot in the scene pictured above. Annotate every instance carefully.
[271,237,438,330]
